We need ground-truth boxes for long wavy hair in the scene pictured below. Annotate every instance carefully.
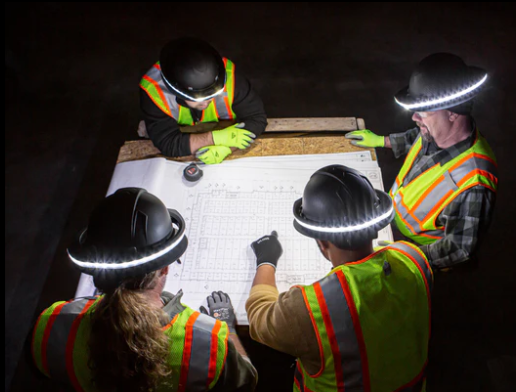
[88,271,172,391]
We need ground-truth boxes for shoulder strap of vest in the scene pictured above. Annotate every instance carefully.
[387,242,433,292]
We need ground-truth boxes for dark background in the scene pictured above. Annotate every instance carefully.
[6,3,516,391]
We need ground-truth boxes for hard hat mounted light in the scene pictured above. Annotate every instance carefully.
[294,206,394,233]
[68,231,186,270]
[395,74,488,110]
[161,72,225,102]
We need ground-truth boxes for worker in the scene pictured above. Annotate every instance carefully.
[32,188,257,391]
[246,165,433,391]
[140,37,267,164]
[345,53,498,269]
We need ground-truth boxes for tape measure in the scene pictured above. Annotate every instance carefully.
[183,163,203,182]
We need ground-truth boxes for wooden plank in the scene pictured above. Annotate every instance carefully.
[265,117,358,132]
[118,117,376,163]
[117,136,376,163]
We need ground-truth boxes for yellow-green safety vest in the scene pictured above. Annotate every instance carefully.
[140,58,236,125]
[32,297,229,392]
[294,242,433,392]
[389,130,498,245]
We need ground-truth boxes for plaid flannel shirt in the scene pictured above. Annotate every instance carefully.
[388,125,496,269]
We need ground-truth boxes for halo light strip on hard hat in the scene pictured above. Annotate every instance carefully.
[68,232,186,270]
[395,74,488,110]
[294,206,394,233]
[161,73,225,102]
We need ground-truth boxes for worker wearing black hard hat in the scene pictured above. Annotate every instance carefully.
[32,188,257,391]
[140,37,267,164]
[345,53,498,270]
[246,165,433,391]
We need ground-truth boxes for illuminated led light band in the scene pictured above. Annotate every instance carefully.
[294,206,394,233]
[162,73,225,102]
[395,74,487,110]
[68,232,185,270]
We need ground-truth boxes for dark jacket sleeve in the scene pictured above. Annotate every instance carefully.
[139,88,192,157]
[210,338,258,392]
[232,70,268,137]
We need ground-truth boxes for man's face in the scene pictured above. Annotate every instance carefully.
[412,110,451,143]
[184,98,213,111]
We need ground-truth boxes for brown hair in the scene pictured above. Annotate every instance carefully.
[88,271,172,391]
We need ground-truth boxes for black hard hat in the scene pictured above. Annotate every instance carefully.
[159,37,226,101]
[394,53,487,113]
[293,165,393,249]
[68,188,188,285]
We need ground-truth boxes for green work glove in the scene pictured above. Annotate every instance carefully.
[212,123,256,149]
[196,145,232,165]
[345,129,385,148]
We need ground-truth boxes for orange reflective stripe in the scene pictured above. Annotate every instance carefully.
[404,162,441,189]
[394,200,419,237]
[206,320,222,387]
[142,75,172,117]
[162,313,180,330]
[409,175,445,227]
[223,96,233,120]
[178,312,200,392]
[422,189,454,226]
[398,143,422,184]
[313,282,345,392]
[212,99,220,119]
[457,169,498,188]
[449,152,498,172]
[219,329,230,375]
[336,272,371,392]
[153,63,161,71]
[298,286,325,377]
[66,299,95,392]
[398,190,420,234]
[41,302,67,375]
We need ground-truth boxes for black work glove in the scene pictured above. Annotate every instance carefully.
[200,291,237,333]
[251,231,283,270]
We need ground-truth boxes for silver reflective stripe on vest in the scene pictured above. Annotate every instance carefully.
[319,273,365,391]
[186,313,217,390]
[449,155,498,184]
[389,243,433,291]
[46,299,90,382]
[213,93,231,120]
[411,172,457,223]
[393,189,444,240]
[145,65,180,119]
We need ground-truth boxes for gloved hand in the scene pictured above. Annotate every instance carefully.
[251,231,283,270]
[196,145,232,165]
[345,129,385,148]
[212,123,256,149]
[200,291,237,333]
[162,290,186,318]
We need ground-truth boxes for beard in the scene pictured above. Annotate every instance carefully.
[417,122,436,144]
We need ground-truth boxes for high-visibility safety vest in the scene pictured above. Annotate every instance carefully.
[140,58,237,125]
[294,242,433,392]
[390,130,498,245]
[32,297,229,392]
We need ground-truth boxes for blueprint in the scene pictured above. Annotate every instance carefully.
[76,153,393,324]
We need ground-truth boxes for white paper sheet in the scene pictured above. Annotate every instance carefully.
[76,153,393,324]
